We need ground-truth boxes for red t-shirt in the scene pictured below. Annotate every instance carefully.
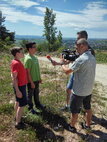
[11,59,27,86]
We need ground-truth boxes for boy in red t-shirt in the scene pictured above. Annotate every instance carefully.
[10,47,27,129]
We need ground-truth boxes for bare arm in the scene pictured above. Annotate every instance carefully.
[12,72,22,98]
[26,68,35,88]
[52,59,71,66]
[61,65,73,75]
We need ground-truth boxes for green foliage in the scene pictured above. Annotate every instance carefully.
[0,11,15,49]
[0,41,15,52]
[57,30,63,46]
[43,7,57,51]
[19,39,29,53]
[17,128,37,142]
[43,8,63,52]
[0,103,13,114]
[19,39,29,48]
[0,52,13,109]
[37,41,49,52]
[96,50,107,63]
[56,46,66,55]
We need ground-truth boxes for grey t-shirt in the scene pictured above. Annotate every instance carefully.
[71,51,96,96]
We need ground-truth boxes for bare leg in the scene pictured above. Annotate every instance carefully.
[70,113,78,127]
[16,107,24,125]
[85,109,92,127]
[66,88,72,105]
[14,101,19,111]
[14,101,19,119]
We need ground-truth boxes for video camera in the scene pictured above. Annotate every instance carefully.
[62,49,79,61]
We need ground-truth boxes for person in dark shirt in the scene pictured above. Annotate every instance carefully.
[77,30,95,57]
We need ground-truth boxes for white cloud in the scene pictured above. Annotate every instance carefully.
[0,0,39,8]
[0,1,107,34]
[0,5,43,26]
[39,0,48,2]
[36,2,107,30]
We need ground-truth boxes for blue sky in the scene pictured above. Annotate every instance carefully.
[0,0,107,38]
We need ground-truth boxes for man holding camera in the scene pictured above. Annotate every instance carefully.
[61,38,96,132]
[52,30,95,112]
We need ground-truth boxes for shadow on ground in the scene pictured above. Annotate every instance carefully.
[23,109,107,142]
[41,107,68,130]
[23,107,66,142]
[25,121,64,142]
[92,115,107,129]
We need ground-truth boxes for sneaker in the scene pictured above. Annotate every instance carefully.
[53,124,64,131]
[30,109,40,115]
[15,122,25,129]
[81,122,91,130]
[68,124,76,133]
[60,105,70,111]
[36,104,46,109]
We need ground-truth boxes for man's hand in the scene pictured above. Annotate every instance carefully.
[51,60,60,66]
[31,82,35,88]
[16,90,22,98]
[60,55,71,65]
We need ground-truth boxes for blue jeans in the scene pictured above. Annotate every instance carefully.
[66,74,74,90]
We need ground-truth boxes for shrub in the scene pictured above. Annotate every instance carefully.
[96,50,107,63]
[37,41,49,52]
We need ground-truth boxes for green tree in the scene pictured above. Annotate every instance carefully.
[20,39,29,48]
[19,39,29,53]
[57,30,63,46]
[0,11,15,44]
[43,7,57,51]
[0,11,6,40]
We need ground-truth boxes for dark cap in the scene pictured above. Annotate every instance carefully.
[77,30,88,39]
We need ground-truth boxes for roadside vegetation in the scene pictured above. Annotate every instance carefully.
[95,50,107,64]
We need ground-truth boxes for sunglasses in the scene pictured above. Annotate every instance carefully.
[76,43,82,46]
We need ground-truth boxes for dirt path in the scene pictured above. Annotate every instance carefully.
[95,64,107,86]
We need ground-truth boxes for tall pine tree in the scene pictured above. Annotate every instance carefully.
[43,7,57,51]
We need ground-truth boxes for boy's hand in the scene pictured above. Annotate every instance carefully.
[31,82,35,88]
[16,90,22,98]
[39,80,42,83]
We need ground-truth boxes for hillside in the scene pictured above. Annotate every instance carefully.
[0,53,107,142]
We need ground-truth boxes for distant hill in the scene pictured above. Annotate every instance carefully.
[15,35,44,39]
[15,35,107,50]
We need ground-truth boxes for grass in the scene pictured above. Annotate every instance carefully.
[0,51,107,142]
[16,128,37,142]
[0,103,13,114]
[96,50,107,64]
[0,52,67,141]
